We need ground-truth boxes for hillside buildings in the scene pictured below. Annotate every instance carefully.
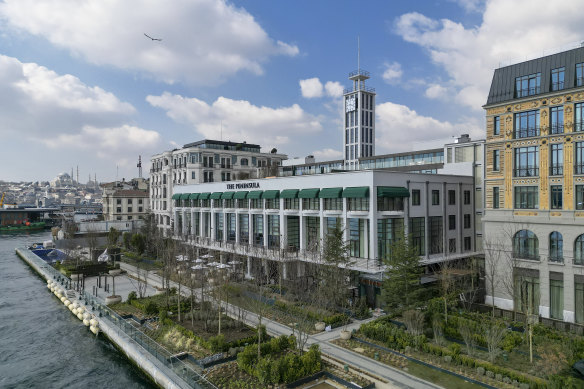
[102,178,149,221]
[483,46,584,323]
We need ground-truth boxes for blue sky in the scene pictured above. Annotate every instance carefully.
[0,0,582,182]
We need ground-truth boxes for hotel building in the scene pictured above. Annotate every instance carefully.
[483,46,584,323]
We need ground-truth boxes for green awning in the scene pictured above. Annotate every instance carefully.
[189,193,199,200]
[172,193,181,200]
[262,190,280,199]
[199,192,211,200]
[342,186,369,198]
[298,188,320,198]
[210,192,223,200]
[234,191,249,199]
[319,187,343,199]
[280,189,299,199]
[248,190,263,199]
[221,191,235,199]
[180,193,190,200]
[377,186,410,198]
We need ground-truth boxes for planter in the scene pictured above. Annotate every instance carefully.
[340,330,352,340]
[315,321,326,331]
[109,269,122,276]
[105,295,122,305]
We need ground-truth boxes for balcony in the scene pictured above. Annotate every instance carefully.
[515,127,540,138]
[513,167,539,177]
[550,165,563,176]
[549,123,564,134]
[515,86,540,98]
[575,165,584,175]
[549,255,564,264]
[512,251,539,261]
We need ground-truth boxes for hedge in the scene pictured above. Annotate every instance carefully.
[273,300,348,328]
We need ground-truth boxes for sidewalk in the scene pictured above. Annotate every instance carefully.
[119,262,443,389]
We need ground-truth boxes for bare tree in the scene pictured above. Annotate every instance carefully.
[136,266,148,298]
[403,310,425,336]
[431,314,444,345]
[483,320,506,362]
[437,259,456,324]
[483,238,505,318]
[85,226,99,261]
[459,320,477,356]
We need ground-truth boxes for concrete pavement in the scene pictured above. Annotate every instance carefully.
[119,262,443,389]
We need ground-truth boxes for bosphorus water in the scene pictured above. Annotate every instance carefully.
[0,231,155,389]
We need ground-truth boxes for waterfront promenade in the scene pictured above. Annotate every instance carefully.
[120,262,443,389]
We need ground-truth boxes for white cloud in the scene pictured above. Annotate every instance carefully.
[424,83,448,99]
[324,81,343,98]
[311,148,343,160]
[375,101,481,153]
[448,0,485,13]
[299,77,323,98]
[394,0,584,110]
[0,0,299,85]
[147,92,322,147]
[382,62,403,84]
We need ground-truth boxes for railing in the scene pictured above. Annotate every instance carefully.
[515,87,540,98]
[575,165,584,175]
[550,165,563,176]
[21,248,216,389]
[512,251,540,261]
[514,127,540,138]
[549,123,564,134]
[551,81,565,91]
[513,167,539,177]
[548,255,564,263]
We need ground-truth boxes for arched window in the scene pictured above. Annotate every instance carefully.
[549,231,563,262]
[513,230,539,260]
[575,235,584,265]
[241,158,249,166]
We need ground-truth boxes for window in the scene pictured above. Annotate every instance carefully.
[324,198,343,211]
[551,67,565,91]
[550,106,564,134]
[191,172,195,179]
[349,218,367,258]
[347,198,368,211]
[448,190,456,205]
[238,199,248,209]
[265,199,279,210]
[515,275,540,314]
[284,198,299,210]
[116,199,121,205]
[493,187,500,209]
[550,279,564,320]
[409,217,425,255]
[127,207,132,213]
[303,198,320,211]
[515,73,541,97]
[549,232,563,262]
[241,158,248,166]
[576,186,584,210]
[378,218,404,260]
[514,110,540,138]
[377,196,404,211]
[412,190,421,206]
[464,190,471,205]
[464,236,471,251]
[576,103,584,132]
[449,238,456,253]
[575,234,584,265]
[138,207,143,212]
[514,146,539,177]
[514,186,538,209]
[463,214,471,229]
[493,150,500,171]
[551,185,563,209]
[116,207,122,213]
[431,190,440,206]
[448,215,456,230]
[251,199,262,209]
[493,116,500,135]
[576,281,584,323]
[513,230,539,260]
[550,143,563,175]
[138,199,143,205]
[429,216,443,254]
[576,142,584,174]
[578,63,584,87]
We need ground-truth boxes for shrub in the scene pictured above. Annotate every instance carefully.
[443,355,452,363]
[145,301,158,315]
[158,309,167,322]
[495,373,503,381]
[448,343,461,355]
[209,334,226,352]
[126,291,137,303]
[476,366,485,376]
[486,370,494,378]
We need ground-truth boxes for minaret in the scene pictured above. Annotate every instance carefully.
[343,40,376,169]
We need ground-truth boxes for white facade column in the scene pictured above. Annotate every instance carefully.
[369,184,378,262]
[182,209,187,236]
[539,269,550,318]
[282,262,287,280]
[263,212,268,248]
[564,273,575,323]
[246,256,252,279]
[235,212,240,244]
[280,212,287,250]
[210,210,216,240]
[248,214,253,246]
[223,210,227,243]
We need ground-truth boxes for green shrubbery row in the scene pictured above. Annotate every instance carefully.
[442,314,523,352]
[360,318,551,389]
[237,335,322,385]
[273,300,348,327]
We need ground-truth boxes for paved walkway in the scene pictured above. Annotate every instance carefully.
[119,263,443,389]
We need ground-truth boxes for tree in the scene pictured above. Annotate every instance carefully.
[107,227,121,248]
[131,233,146,254]
[483,238,505,318]
[84,226,99,261]
[437,260,456,324]
[122,232,132,250]
[403,310,425,336]
[483,320,506,362]
[381,233,424,313]
[459,320,476,356]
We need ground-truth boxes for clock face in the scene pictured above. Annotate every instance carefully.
[345,96,355,113]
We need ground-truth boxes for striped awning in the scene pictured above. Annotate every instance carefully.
[210,192,223,200]
[262,190,280,199]
[221,192,235,199]
[248,190,263,199]
[180,193,190,200]
[318,187,343,199]
[342,187,369,198]
[377,187,410,198]
[234,191,249,199]
[189,193,199,200]
[298,188,320,198]
[280,189,299,199]
[199,192,211,200]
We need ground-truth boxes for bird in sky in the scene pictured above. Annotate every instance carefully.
[144,33,162,41]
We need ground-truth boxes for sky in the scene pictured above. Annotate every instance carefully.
[1,0,584,183]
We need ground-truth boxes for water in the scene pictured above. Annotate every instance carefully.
[0,231,155,389]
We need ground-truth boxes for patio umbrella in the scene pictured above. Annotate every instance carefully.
[216,263,231,269]
[201,254,213,259]
[227,260,241,265]
[194,258,206,264]
[191,265,208,270]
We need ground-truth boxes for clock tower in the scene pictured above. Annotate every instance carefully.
[343,68,375,169]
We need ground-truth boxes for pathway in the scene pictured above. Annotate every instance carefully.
[119,262,443,389]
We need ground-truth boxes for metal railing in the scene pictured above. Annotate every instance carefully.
[21,248,216,389]
[550,165,563,176]
[514,127,540,138]
[513,167,539,177]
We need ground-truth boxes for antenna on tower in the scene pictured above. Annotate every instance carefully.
[358,35,360,71]
[137,155,143,179]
